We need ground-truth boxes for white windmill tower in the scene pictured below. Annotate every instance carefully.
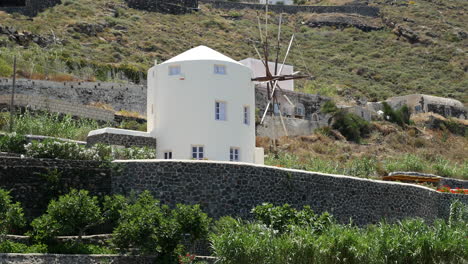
[147,46,264,164]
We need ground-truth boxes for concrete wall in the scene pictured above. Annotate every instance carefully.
[0,78,146,115]
[112,160,468,226]
[200,0,380,17]
[0,94,114,122]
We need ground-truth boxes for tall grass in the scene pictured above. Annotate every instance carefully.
[211,218,468,264]
[0,111,104,141]
[266,152,468,180]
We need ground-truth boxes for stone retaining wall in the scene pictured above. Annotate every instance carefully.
[0,157,111,218]
[0,0,61,16]
[0,78,146,115]
[440,178,468,189]
[0,253,157,264]
[0,94,114,122]
[200,0,380,17]
[87,132,156,148]
[113,160,468,226]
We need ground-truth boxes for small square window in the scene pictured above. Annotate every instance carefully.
[192,146,204,160]
[214,65,226,75]
[230,147,240,162]
[169,65,181,76]
[164,151,172,159]
[215,101,226,121]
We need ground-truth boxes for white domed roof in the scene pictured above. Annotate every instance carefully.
[162,45,242,65]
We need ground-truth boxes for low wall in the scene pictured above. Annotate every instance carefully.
[113,160,468,225]
[0,94,114,122]
[0,253,157,264]
[0,157,111,218]
[201,0,380,17]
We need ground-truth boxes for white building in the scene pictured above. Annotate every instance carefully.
[147,46,263,164]
[239,58,295,91]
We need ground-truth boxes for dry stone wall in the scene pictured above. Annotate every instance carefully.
[87,132,156,148]
[0,253,157,264]
[0,94,114,122]
[200,0,380,17]
[0,157,111,218]
[0,78,146,115]
[112,160,468,226]
[0,0,61,16]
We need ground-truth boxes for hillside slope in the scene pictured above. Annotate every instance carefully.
[0,0,466,103]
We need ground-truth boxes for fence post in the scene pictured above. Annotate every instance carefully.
[9,56,17,132]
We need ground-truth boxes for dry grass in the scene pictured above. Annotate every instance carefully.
[89,102,115,112]
[258,122,468,167]
[116,110,146,119]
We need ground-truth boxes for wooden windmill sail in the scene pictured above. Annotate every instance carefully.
[252,4,310,136]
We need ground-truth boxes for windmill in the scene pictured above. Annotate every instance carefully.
[251,3,310,137]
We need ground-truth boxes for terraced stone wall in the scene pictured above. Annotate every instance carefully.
[113,160,468,225]
[0,157,111,219]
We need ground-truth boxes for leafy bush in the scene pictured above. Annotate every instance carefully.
[0,241,47,253]
[382,102,411,127]
[24,140,155,161]
[321,101,370,143]
[0,189,25,235]
[47,241,115,254]
[252,203,332,234]
[112,191,211,260]
[0,133,27,154]
[332,111,371,143]
[29,189,103,242]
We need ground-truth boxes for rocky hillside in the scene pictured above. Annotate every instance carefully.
[0,0,466,103]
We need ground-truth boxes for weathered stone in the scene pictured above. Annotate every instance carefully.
[112,160,468,226]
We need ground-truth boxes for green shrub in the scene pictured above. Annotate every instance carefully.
[0,241,47,253]
[0,58,13,77]
[0,189,25,235]
[382,102,411,127]
[321,101,370,143]
[112,191,211,260]
[102,194,129,229]
[0,133,27,154]
[252,203,332,234]
[332,111,371,143]
[48,241,115,254]
[29,189,103,242]
[24,140,155,161]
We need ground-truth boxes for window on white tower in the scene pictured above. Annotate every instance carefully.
[214,65,226,75]
[168,65,181,76]
[215,101,226,121]
[243,106,250,125]
[230,147,240,162]
[192,146,204,160]
[164,151,172,159]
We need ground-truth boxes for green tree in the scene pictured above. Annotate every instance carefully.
[112,191,211,261]
[29,189,103,242]
[0,189,25,236]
